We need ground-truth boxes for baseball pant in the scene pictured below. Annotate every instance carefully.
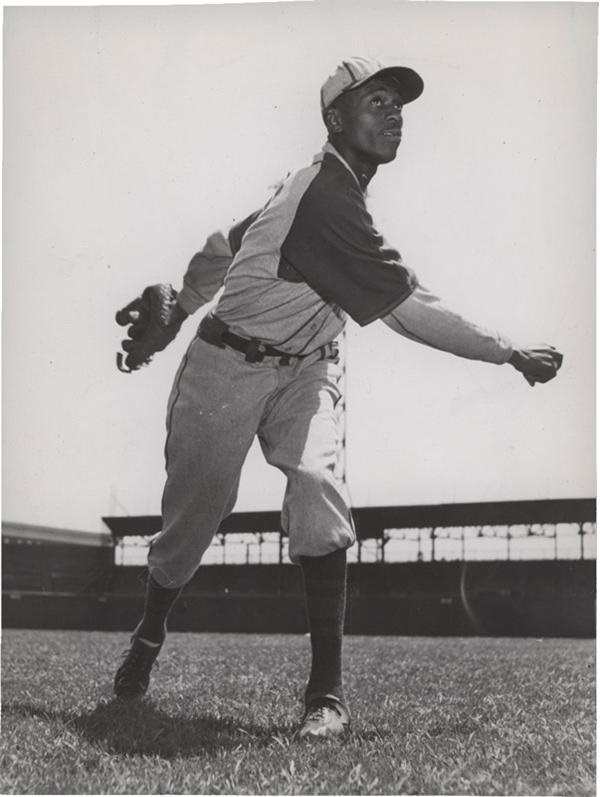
[148,334,355,588]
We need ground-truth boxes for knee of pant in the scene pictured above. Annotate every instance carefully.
[291,465,334,494]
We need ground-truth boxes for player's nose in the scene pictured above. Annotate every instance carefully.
[385,110,402,128]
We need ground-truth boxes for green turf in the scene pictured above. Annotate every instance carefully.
[0,630,595,795]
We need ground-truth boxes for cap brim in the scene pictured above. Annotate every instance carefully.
[347,66,424,104]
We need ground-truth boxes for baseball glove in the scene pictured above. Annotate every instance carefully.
[115,283,187,372]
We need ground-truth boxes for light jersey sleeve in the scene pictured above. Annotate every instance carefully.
[382,283,513,364]
[279,154,417,326]
[176,210,261,315]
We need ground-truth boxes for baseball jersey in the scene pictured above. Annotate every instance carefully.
[178,142,513,364]
[178,142,417,354]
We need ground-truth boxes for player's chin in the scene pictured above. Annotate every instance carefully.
[375,141,400,163]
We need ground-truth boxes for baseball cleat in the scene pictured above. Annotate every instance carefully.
[114,636,161,698]
[298,696,350,739]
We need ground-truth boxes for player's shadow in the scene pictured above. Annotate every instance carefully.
[74,699,286,757]
[5,699,289,758]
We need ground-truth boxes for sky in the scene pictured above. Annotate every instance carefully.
[2,1,596,535]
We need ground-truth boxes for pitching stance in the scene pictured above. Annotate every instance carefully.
[113,57,562,738]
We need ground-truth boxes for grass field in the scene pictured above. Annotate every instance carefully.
[1,630,595,795]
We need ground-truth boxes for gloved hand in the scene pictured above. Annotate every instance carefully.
[115,283,188,372]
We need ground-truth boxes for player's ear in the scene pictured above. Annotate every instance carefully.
[324,105,343,135]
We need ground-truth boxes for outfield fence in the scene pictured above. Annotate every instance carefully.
[103,498,596,566]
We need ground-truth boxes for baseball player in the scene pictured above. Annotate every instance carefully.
[113,56,563,739]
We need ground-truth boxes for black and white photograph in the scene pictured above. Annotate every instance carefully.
[2,1,596,794]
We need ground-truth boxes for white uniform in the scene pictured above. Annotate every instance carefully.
[148,143,512,588]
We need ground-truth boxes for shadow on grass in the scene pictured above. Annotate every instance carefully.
[4,699,290,758]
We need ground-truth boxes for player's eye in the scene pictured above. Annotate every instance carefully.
[370,94,403,111]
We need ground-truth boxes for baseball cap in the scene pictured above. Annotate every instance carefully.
[320,56,424,114]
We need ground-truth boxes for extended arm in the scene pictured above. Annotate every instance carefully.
[382,283,513,364]
[382,284,562,385]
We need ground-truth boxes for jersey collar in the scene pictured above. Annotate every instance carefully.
[314,142,363,192]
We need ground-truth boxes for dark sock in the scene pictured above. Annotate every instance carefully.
[135,573,182,645]
[300,548,347,707]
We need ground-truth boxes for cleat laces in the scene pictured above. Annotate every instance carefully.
[298,697,350,738]
[305,704,334,724]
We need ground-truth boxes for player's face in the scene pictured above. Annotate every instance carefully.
[332,78,404,171]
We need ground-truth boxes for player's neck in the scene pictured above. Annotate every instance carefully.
[354,162,377,191]
[329,140,378,190]
[329,139,378,191]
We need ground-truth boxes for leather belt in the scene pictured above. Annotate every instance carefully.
[197,314,338,365]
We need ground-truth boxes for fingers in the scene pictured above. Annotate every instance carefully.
[525,346,563,373]
[528,345,564,366]
[115,297,143,326]
[116,293,150,328]
[512,344,563,386]
[126,322,148,341]
[526,361,555,379]
[523,364,558,385]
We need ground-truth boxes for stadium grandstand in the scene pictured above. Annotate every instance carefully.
[3,498,595,637]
